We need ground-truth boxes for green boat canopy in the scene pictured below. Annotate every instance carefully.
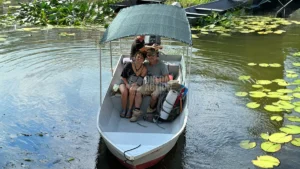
[100,4,192,45]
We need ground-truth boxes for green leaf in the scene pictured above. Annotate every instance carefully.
[264,105,283,112]
[259,63,269,67]
[252,155,280,169]
[269,132,292,143]
[246,102,260,109]
[293,102,300,107]
[279,125,300,134]
[294,107,300,113]
[256,80,272,85]
[270,116,283,121]
[235,92,248,97]
[274,100,295,110]
[249,91,267,98]
[248,63,256,66]
[260,133,270,140]
[286,73,298,78]
[286,116,300,122]
[261,141,281,152]
[293,52,300,57]
[293,62,300,67]
[239,140,256,149]
[279,95,294,101]
[269,63,281,67]
[291,138,300,146]
[238,75,251,80]
[293,93,300,98]
[276,89,293,93]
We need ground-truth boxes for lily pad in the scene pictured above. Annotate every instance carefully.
[259,63,269,67]
[239,140,256,149]
[0,38,6,42]
[252,155,280,169]
[295,107,300,113]
[286,116,300,122]
[293,52,300,57]
[264,105,283,112]
[286,70,296,74]
[267,92,283,98]
[276,89,293,93]
[293,102,300,107]
[293,93,300,98]
[293,62,300,67]
[239,75,251,80]
[269,132,292,143]
[291,138,300,146]
[275,100,295,110]
[279,125,300,134]
[248,63,257,66]
[269,63,281,67]
[261,133,270,140]
[278,81,289,86]
[246,102,260,109]
[23,27,41,31]
[252,84,263,88]
[235,92,248,97]
[261,141,281,152]
[256,80,272,85]
[270,116,283,121]
[279,95,294,101]
[286,73,298,78]
[250,91,267,98]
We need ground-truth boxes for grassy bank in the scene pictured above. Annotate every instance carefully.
[165,0,214,8]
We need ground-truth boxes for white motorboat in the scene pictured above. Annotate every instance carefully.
[97,4,192,169]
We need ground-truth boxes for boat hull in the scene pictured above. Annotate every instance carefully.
[103,134,180,169]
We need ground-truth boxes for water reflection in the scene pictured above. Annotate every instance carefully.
[1,22,300,169]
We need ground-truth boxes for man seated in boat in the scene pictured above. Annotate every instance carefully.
[130,35,162,59]
[130,48,169,122]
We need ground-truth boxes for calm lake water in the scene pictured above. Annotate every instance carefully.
[1,20,300,169]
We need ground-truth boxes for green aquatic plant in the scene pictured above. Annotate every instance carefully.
[270,116,283,121]
[261,142,281,153]
[15,0,118,26]
[260,133,269,140]
[291,138,300,146]
[268,132,292,143]
[248,63,256,66]
[239,140,256,149]
[256,80,272,85]
[252,155,280,169]
[246,102,260,109]
[249,91,266,98]
[259,63,269,67]
[235,92,248,97]
[264,105,282,112]
[286,116,300,122]
[238,75,251,80]
[280,125,300,134]
[293,52,300,57]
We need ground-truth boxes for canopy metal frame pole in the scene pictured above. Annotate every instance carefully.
[187,45,192,108]
[99,46,103,107]
[110,41,113,76]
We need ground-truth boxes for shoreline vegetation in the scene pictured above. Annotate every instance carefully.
[0,0,299,34]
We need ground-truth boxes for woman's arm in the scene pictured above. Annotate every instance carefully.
[141,66,147,77]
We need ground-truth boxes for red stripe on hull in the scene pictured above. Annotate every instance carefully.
[116,155,165,169]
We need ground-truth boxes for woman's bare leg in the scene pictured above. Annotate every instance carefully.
[126,84,138,118]
[119,84,128,117]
